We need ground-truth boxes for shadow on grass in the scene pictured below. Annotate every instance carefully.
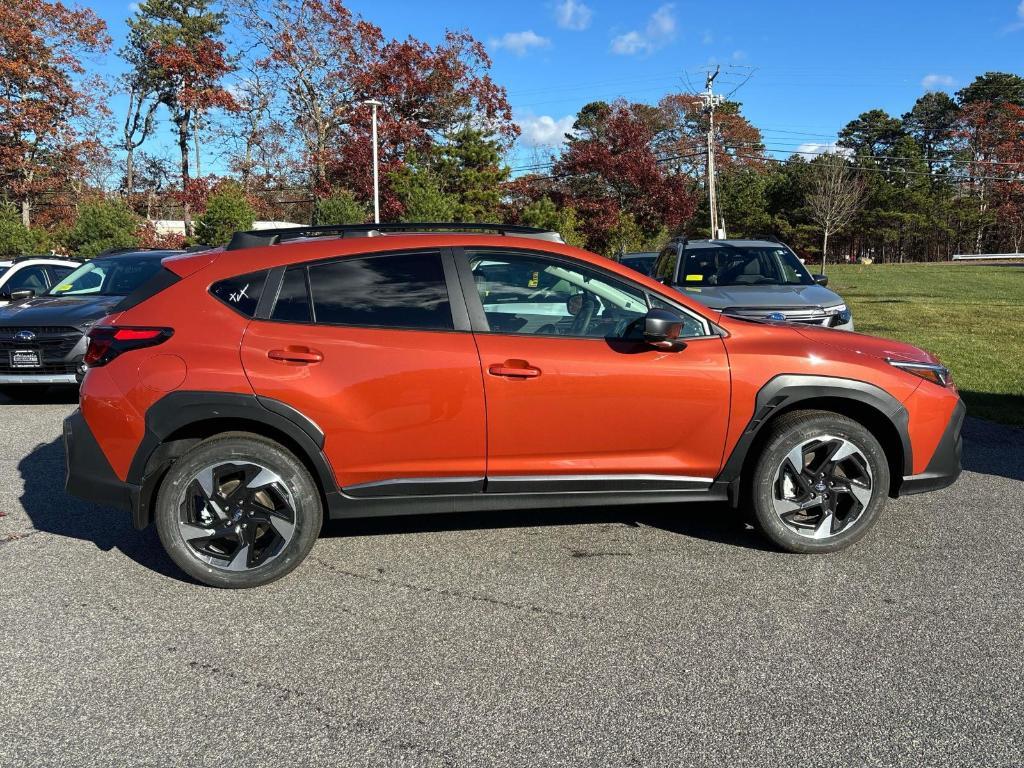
[17,437,189,582]
[960,391,1024,429]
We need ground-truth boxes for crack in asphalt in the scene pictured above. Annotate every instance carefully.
[312,556,614,624]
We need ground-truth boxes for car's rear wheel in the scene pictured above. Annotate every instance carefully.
[155,434,322,588]
[749,410,889,553]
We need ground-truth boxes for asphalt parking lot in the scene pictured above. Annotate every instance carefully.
[1,390,1022,767]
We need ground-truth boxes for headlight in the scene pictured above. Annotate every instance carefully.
[887,359,952,386]
[825,304,852,325]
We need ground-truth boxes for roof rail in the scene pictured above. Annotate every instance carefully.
[11,253,84,263]
[225,222,564,251]
[95,246,170,257]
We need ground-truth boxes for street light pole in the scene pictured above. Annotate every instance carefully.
[363,99,383,224]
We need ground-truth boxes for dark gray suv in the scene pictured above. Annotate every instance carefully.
[0,249,180,397]
[652,238,853,330]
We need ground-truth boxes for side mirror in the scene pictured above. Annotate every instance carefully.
[812,274,829,287]
[643,308,685,350]
[9,289,35,301]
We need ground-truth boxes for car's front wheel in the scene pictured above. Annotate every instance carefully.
[155,434,323,588]
[749,410,890,553]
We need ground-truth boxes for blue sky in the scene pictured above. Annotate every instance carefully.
[88,0,1024,171]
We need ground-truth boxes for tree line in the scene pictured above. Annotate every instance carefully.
[2,0,1022,261]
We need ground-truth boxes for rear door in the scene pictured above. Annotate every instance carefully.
[458,247,731,489]
[240,248,487,495]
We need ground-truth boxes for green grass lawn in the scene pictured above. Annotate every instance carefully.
[826,263,1024,426]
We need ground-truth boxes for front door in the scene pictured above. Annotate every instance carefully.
[461,248,731,489]
[241,249,486,494]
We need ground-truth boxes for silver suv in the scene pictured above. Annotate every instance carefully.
[651,238,853,330]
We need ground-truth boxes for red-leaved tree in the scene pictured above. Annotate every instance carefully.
[0,0,110,227]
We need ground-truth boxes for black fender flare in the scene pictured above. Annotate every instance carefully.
[128,391,340,529]
[716,374,913,498]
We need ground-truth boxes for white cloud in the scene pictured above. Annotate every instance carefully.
[555,0,592,31]
[491,30,551,56]
[701,30,713,45]
[731,49,746,61]
[794,142,853,160]
[518,114,576,147]
[921,73,955,92]
[611,4,677,55]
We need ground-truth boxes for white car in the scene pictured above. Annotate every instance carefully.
[0,256,81,306]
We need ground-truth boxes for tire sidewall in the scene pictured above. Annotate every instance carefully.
[155,436,322,588]
[752,414,890,553]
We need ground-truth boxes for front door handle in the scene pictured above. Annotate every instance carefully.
[488,360,541,379]
[268,347,323,364]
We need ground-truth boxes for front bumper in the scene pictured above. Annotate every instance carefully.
[64,409,141,518]
[1,373,78,385]
[899,399,965,495]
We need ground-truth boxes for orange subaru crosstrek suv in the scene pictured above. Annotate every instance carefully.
[64,224,963,588]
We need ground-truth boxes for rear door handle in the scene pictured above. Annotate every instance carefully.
[268,347,323,364]
[488,360,541,379]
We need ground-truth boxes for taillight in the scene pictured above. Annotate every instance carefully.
[84,326,173,367]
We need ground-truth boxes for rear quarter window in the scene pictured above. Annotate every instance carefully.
[210,271,267,317]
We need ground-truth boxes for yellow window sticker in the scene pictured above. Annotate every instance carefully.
[528,271,539,288]
[55,284,72,292]
[685,274,703,282]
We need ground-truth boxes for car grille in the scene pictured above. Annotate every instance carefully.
[0,326,83,373]
[723,307,835,327]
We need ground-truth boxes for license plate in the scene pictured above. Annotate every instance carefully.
[10,349,41,368]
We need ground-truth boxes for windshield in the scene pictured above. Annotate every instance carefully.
[47,256,163,297]
[0,267,8,279]
[681,245,813,287]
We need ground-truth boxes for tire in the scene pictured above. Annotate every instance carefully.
[749,410,890,553]
[155,433,323,588]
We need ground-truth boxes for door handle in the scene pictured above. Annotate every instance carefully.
[268,347,323,364]
[488,360,541,379]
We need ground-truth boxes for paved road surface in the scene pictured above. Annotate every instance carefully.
[1,390,1021,767]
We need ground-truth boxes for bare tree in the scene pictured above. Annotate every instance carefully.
[121,75,160,196]
[807,153,865,270]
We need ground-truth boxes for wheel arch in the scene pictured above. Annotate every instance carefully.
[719,375,912,504]
[129,392,339,529]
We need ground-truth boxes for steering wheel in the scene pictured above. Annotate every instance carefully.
[570,293,597,336]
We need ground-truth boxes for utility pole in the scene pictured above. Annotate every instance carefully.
[363,99,383,224]
[701,66,725,239]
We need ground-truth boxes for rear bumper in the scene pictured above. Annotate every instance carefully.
[898,398,965,495]
[64,409,140,518]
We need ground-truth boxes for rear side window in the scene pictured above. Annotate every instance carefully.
[307,252,453,331]
[113,267,182,312]
[210,270,267,317]
[271,266,312,323]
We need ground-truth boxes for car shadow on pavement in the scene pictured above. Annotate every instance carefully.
[962,415,1024,483]
[323,502,777,552]
[17,437,189,582]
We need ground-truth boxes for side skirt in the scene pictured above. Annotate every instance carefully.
[326,484,729,520]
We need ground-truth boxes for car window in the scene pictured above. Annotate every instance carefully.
[210,270,268,317]
[653,246,679,283]
[49,257,164,296]
[7,265,48,293]
[271,266,312,323]
[48,265,76,282]
[647,295,713,339]
[308,251,453,331]
[468,250,649,339]
[681,246,813,287]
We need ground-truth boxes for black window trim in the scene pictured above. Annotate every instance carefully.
[452,245,718,341]
[257,246,471,333]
